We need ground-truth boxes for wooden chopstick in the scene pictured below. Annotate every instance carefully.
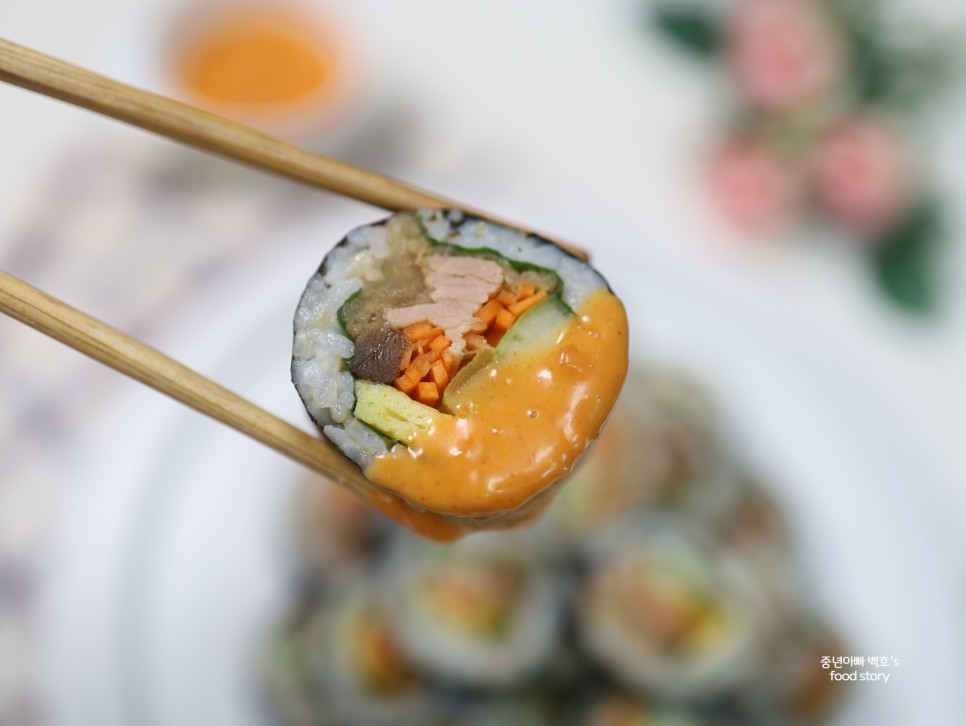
[0,37,587,260]
[0,268,371,494]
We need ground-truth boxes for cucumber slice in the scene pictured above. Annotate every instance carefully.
[496,296,572,359]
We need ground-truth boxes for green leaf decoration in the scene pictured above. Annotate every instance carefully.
[850,28,892,104]
[871,199,944,314]
[851,35,954,114]
[651,4,723,60]
[835,0,958,116]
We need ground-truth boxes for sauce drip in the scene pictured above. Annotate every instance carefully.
[364,489,466,543]
[366,289,628,520]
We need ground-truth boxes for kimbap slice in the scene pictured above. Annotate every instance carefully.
[384,532,565,688]
[543,366,721,540]
[575,520,768,700]
[292,210,628,537]
[581,693,711,726]
[746,617,853,724]
[305,582,438,726]
[262,607,321,726]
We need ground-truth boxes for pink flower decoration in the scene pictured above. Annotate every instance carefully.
[707,139,798,233]
[812,117,913,234]
[730,0,844,112]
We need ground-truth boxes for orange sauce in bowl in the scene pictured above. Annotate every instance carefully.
[169,5,358,137]
[179,19,329,105]
[366,289,629,522]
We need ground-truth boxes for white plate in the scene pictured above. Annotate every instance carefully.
[36,203,966,726]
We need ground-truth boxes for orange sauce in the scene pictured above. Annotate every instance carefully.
[173,8,346,121]
[180,20,327,104]
[366,289,629,519]
[364,489,466,543]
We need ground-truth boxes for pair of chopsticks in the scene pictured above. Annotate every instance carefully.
[0,38,585,492]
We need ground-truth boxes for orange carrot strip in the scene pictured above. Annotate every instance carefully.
[474,299,503,327]
[430,360,449,392]
[395,373,418,395]
[465,333,487,351]
[409,352,436,380]
[402,322,441,342]
[441,351,455,375]
[496,289,519,306]
[400,345,416,369]
[492,307,516,333]
[416,381,439,407]
[508,290,547,317]
[429,335,451,353]
[517,282,536,299]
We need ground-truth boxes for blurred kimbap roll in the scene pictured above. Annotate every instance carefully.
[304,582,437,726]
[294,473,384,580]
[581,693,710,726]
[709,474,801,630]
[291,210,628,538]
[617,368,719,508]
[385,532,564,689]
[262,607,322,726]
[714,474,791,570]
[745,617,852,724]
[545,367,740,540]
[575,521,767,701]
[449,696,564,726]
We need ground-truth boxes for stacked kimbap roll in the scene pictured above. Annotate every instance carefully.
[297,583,437,726]
[580,693,712,726]
[744,617,852,725]
[542,367,748,541]
[292,210,628,537]
[575,521,767,701]
[267,365,852,725]
[384,532,564,689]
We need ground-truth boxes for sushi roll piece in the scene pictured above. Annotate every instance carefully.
[543,366,718,539]
[384,531,565,689]
[744,617,852,724]
[575,520,769,701]
[580,692,712,726]
[540,398,658,540]
[449,696,566,726]
[615,367,720,510]
[710,472,800,618]
[545,367,744,541]
[303,582,438,726]
[291,209,628,538]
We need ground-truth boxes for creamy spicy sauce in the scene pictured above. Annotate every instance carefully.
[364,489,466,543]
[365,288,628,521]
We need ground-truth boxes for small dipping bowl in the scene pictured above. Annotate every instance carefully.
[161,0,365,146]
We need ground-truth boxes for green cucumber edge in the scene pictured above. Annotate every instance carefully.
[337,291,398,446]
[336,288,361,340]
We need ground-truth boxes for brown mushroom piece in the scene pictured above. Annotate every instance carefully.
[347,326,414,385]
